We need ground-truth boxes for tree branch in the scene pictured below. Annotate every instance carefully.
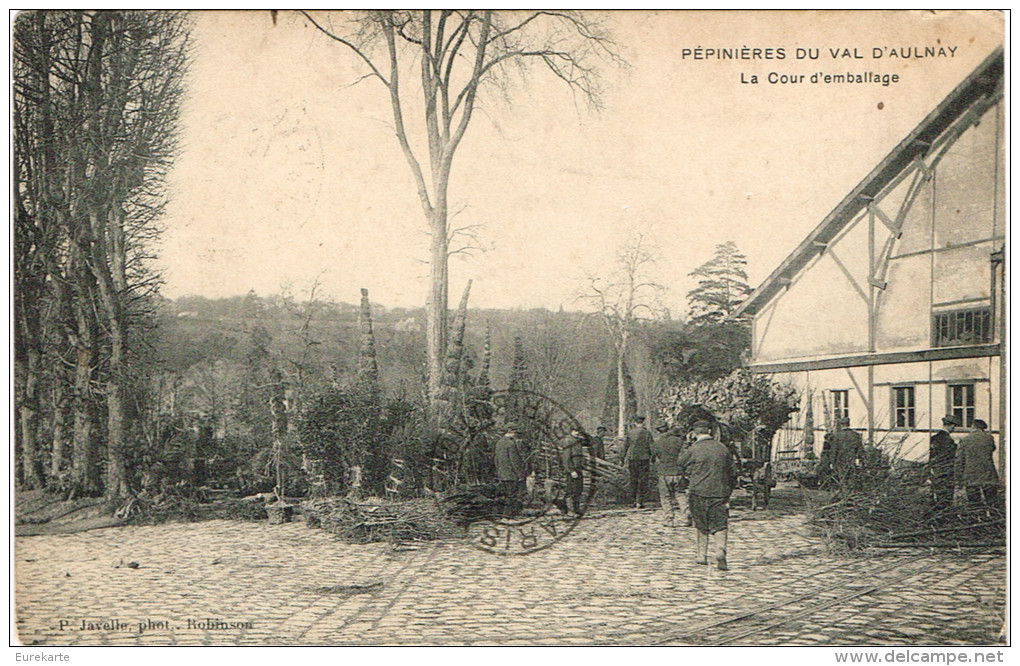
[298,10,389,86]
[446,10,491,159]
[380,14,433,218]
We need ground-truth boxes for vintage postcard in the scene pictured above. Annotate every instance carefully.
[12,10,1006,653]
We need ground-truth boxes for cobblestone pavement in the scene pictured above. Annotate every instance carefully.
[14,489,1006,646]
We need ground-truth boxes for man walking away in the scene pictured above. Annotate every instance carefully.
[678,420,736,571]
[652,424,690,526]
[560,429,588,515]
[622,416,654,508]
[929,415,960,516]
[955,419,1000,516]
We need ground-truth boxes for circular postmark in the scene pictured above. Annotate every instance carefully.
[459,389,600,556]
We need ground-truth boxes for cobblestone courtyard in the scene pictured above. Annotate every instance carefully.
[14,489,1006,646]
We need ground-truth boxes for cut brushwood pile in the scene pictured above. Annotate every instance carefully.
[121,489,269,525]
[14,487,272,534]
[810,475,1004,554]
[439,483,515,524]
[15,489,123,536]
[303,496,459,545]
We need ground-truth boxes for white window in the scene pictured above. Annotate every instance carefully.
[830,390,849,423]
[932,308,992,347]
[948,383,975,428]
[892,386,915,429]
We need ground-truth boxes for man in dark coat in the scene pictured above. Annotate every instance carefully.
[652,424,689,526]
[622,416,654,508]
[678,420,736,570]
[955,418,1000,512]
[929,415,960,514]
[560,429,588,515]
[588,426,607,463]
[820,417,864,492]
[495,424,529,512]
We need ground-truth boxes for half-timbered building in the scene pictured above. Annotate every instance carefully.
[734,49,1005,477]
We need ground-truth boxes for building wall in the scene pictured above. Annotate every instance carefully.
[754,101,1003,362]
[751,97,1003,473]
[770,358,1001,469]
[754,220,870,363]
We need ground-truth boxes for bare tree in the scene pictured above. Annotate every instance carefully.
[297,10,622,407]
[629,327,672,425]
[583,233,665,438]
[13,11,190,497]
[278,277,328,418]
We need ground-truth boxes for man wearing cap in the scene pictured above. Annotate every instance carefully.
[652,424,690,526]
[678,420,736,570]
[495,423,529,514]
[559,428,588,515]
[622,416,654,509]
[929,415,959,514]
[954,418,1000,513]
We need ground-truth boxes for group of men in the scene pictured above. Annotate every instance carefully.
[493,422,591,516]
[812,412,1001,518]
[620,416,736,570]
[493,416,737,571]
[492,409,1000,570]
[929,415,1001,515]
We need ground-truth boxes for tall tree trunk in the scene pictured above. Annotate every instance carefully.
[71,295,98,495]
[616,340,627,440]
[17,334,43,489]
[48,251,75,483]
[50,379,67,481]
[104,319,130,498]
[426,209,449,405]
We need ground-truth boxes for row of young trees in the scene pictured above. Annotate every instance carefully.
[13,11,191,498]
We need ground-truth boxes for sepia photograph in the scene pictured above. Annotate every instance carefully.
[11,9,1006,652]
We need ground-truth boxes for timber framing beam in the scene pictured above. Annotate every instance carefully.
[869,202,901,236]
[734,48,1002,319]
[747,344,1001,374]
[826,248,869,303]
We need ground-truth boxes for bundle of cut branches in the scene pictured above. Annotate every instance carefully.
[439,484,507,524]
[302,496,458,545]
[810,474,1004,553]
[123,492,268,525]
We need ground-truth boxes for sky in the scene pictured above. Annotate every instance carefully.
[158,10,1003,313]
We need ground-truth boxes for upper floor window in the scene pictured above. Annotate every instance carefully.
[932,307,992,348]
[830,390,849,423]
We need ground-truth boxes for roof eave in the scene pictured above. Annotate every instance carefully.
[734,46,1004,320]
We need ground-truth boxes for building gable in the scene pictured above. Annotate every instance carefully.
[743,49,1002,366]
